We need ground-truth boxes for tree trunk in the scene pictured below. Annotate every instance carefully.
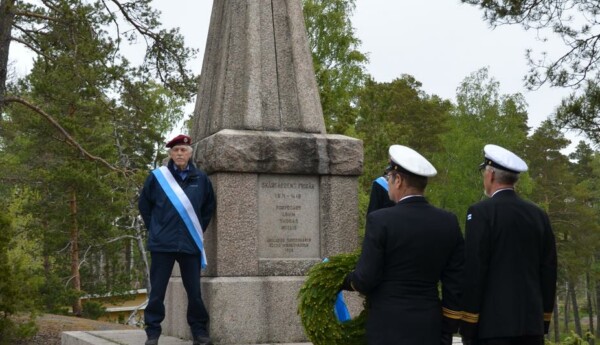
[98,251,104,284]
[0,0,15,114]
[553,295,560,343]
[105,251,111,290]
[126,238,132,280]
[565,285,571,332]
[587,272,595,345]
[596,268,600,338]
[70,189,82,316]
[135,218,151,293]
[569,279,583,336]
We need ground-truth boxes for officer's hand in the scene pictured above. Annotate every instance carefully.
[340,274,354,291]
[441,333,452,345]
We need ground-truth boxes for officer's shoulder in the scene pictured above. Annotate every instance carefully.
[518,197,548,214]
[467,198,492,212]
[367,205,397,220]
[434,206,459,219]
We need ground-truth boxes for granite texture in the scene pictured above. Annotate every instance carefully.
[163,277,309,344]
[190,0,326,141]
[319,175,360,257]
[166,1,363,343]
[197,171,360,278]
[194,129,363,176]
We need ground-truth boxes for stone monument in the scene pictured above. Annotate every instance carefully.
[162,0,363,343]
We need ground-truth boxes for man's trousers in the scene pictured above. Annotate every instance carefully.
[144,252,209,339]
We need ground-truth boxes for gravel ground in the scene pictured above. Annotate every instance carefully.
[14,314,138,345]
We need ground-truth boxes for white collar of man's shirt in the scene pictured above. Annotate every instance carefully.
[398,194,423,202]
[491,188,514,197]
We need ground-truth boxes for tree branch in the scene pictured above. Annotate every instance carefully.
[3,96,132,175]
[109,0,155,41]
[10,36,52,61]
[14,10,60,22]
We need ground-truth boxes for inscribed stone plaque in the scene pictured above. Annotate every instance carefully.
[258,175,319,259]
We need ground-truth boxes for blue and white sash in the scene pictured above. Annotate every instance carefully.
[375,176,389,191]
[152,166,207,268]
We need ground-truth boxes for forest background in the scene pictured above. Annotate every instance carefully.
[0,0,599,344]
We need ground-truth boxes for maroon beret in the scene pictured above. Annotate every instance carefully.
[166,134,192,148]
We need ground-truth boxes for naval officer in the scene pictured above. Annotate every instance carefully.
[342,145,464,345]
[460,144,557,345]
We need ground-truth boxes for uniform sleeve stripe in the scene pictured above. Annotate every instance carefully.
[442,307,463,320]
[544,312,552,321]
[462,311,479,323]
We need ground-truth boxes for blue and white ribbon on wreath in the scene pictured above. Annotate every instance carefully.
[323,258,351,323]
[152,166,207,269]
[375,176,389,191]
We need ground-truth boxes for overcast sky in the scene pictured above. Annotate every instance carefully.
[150,0,574,132]
[9,0,581,147]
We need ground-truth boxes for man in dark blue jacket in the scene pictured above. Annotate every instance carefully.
[342,145,464,345]
[139,134,216,345]
[460,144,557,345]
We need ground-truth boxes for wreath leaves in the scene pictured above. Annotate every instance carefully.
[297,251,367,345]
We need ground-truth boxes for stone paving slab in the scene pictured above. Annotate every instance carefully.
[61,330,314,345]
[62,330,463,345]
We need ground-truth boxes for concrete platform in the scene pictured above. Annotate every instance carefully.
[62,330,463,344]
[61,330,312,345]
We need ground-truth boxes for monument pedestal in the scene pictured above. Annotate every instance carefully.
[165,277,307,343]
[174,0,364,342]
[162,130,362,344]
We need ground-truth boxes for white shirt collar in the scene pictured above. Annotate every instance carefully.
[398,194,423,202]
[491,188,514,197]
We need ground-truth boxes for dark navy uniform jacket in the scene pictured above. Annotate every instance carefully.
[460,189,557,340]
[367,177,395,215]
[347,196,464,345]
[138,159,215,255]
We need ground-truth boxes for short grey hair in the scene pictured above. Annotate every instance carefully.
[487,166,519,185]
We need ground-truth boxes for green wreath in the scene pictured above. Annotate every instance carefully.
[297,251,367,345]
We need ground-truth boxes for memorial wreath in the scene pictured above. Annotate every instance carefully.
[297,251,367,345]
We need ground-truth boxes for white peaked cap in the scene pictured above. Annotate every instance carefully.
[482,144,528,173]
[388,145,437,177]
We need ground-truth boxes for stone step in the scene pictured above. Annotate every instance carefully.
[61,330,312,345]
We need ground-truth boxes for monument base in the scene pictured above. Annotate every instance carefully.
[61,330,312,345]
[164,276,308,344]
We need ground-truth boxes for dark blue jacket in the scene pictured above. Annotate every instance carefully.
[460,189,556,339]
[138,160,215,255]
[367,177,394,215]
[346,196,464,345]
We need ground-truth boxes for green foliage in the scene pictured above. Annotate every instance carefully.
[461,0,599,88]
[0,0,190,314]
[555,81,600,146]
[462,0,600,144]
[546,330,594,345]
[298,252,367,345]
[356,75,452,198]
[0,317,37,345]
[428,67,530,222]
[0,209,39,344]
[82,301,106,320]
[303,0,368,134]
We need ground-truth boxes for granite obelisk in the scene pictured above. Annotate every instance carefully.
[162,0,363,343]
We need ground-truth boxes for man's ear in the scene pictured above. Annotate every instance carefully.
[392,174,402,188]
